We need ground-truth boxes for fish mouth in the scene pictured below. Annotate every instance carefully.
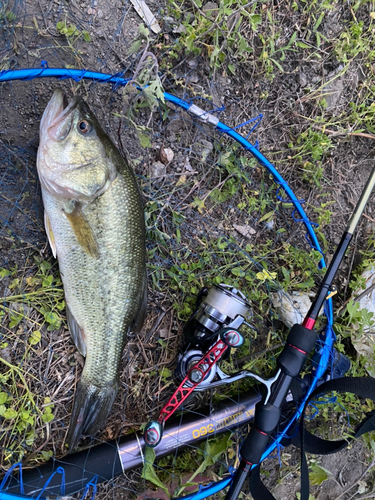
[41,89,81,141]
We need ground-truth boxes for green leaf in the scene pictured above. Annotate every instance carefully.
[42,275,53,287]
[313,12,324,31]
[9,313,23,328]
[309,463,331,486]
[186,33,197,52]
[29,330,41,346]
[192,197,206,212]
[82,30,91,42]
[249,13,261,30]
[143,79,165,104]
[6,11,16,21]
[0,392,8,404]
[287,31,297,48]
[40,450,53,461]
[67,25,78,37]
[0,268,11,278]
[191,434,232,480]
[142,447,169,494]
[160,367,172,381]
[231,267,245,277]
[138,131,151,148]
[42,408,54,423]
[25,431,36,446]
[296,41,310,48]
[259,210,275,222]
[139,23,150,39]
[4,408,17,420]
[56,21,64,30]
[269,58,284,72]
[40,260,52,273]
[129,39,142,55]
[228,64,236,74]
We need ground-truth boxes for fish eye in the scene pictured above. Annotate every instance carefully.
[78,120,91,134]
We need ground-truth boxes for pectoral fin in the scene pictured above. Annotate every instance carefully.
[63,204,99,258]
[44,212,57,258]
[66,303,86,357]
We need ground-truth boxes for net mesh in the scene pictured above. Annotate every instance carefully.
[1,0,370,499]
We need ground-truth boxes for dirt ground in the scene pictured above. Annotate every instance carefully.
[1,0,375,499]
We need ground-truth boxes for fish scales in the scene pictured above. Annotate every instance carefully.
[43,174,145,386]
[37,89,147,449]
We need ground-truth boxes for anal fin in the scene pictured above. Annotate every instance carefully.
[66,303,86,357]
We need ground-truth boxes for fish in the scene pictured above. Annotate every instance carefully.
[37,89,147,449]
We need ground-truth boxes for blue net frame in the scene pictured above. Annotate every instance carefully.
[0,65,334,500]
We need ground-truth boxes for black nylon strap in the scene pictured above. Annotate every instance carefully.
[294,377,375,454]
[249,464,277,500]
[297,376,375,500]
[250,377,375,500]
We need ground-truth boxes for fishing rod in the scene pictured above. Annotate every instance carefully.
[2,391,260,499]
[1,347,351,500]
[225,165,375,500]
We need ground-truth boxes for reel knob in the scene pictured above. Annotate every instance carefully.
[220,328,243,347]
[144,420,163,447]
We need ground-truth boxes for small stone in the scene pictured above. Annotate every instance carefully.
[187,72,199,83]
[187,58,198,68]
[167,119,184,133]
[233,224,256,239]
[150,161,166,178]
[97,9,103,18]
[173,23,187,34]
[202,1,219,19]
[184,157,193,171]
[298,71,307,87]
[192,139,213,161]
[271,291,318,328]
[184,12,195,23]
[158,147,174,165]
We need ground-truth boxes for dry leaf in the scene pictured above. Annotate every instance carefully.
[176,174,187,186]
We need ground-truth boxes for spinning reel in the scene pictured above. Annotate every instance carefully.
[176,284,253,389]
[144,284,255,447]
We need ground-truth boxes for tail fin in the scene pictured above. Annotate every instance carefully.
[66,380,118,450]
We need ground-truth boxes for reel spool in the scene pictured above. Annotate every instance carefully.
[183,284,253,348]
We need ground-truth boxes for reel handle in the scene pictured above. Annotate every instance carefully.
[144,328,244,447]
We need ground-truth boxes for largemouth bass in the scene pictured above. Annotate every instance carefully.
[37,89,147,449]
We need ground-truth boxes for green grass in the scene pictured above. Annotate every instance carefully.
[0,256,63,464]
